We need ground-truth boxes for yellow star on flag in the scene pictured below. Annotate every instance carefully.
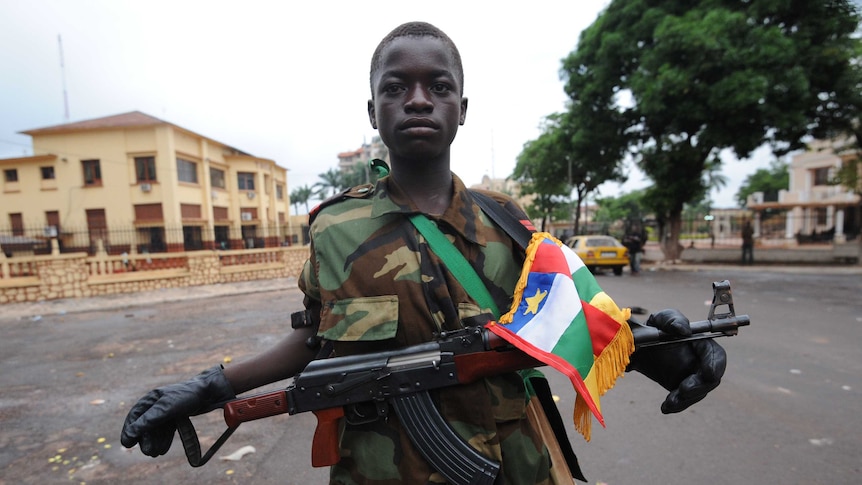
[524,288,548,315]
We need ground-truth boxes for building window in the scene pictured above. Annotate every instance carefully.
[137,227,166,253]
[213,206,229,221]
[41,166,56,180]
[135,156,157,182]
[82,160,102,186]
[276,183,284,200]
[180,203,202,220]
[177,158,198,184]
[10,213,24,236]
[238,172,255,191]
[134,203,164,222]
[210,167,226,189]
[183,226,203,251]
[214,225,230,249]
[240,208,257,221]
[812,167,830,186]
[4,169,18,182]
[46,211,60,236]
[86,208,107,252]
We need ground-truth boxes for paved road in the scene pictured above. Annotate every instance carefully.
[1,265,860,484]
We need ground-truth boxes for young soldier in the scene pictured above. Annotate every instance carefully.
[122,22,726,484]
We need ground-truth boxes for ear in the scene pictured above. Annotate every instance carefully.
[367,99,377,129]
[459,97,468,125]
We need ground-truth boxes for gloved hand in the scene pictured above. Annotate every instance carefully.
[121,365,235,457]
[628,309,727,414]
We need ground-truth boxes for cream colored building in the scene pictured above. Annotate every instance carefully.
[336,136,389,173]
[0,111,294,254]
[747,137,860,243]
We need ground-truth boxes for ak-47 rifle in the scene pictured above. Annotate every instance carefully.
[177,280,749,485]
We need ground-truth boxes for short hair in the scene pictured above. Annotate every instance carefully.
[369,21,464,97]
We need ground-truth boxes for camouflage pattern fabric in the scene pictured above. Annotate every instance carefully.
[299,174,558,484]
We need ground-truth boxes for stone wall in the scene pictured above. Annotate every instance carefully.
[0,246,309,304]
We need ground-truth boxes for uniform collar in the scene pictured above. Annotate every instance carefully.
[370,173,487,246]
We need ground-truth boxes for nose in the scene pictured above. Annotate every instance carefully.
[404,85,433,113]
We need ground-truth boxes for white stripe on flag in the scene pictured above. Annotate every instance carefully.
[515,273,584,352]
[561,244,586,274]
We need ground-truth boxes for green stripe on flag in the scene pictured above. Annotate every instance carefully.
[572,266,604,303]
[551,309,595,377]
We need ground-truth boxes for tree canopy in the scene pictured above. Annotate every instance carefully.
[512,109,627,234]
[735,159,790,207]
[560,0,862,259]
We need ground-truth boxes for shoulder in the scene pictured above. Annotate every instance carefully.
[469,189,528,220]
[309,184,375,225]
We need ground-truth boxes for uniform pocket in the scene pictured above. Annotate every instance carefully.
[319,295,399,342]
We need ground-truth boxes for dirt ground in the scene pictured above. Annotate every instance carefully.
[3,268,861,484]
[0,281,329,485]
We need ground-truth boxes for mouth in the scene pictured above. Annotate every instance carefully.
[400,118,439,134]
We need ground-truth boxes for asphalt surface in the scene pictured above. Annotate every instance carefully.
[4,262,860,322]
[1,262,860,484]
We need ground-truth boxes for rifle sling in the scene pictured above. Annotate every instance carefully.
[409,213,501,318]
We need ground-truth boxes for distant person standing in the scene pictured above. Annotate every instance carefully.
[741,219,754,265]
[623,223,646,274]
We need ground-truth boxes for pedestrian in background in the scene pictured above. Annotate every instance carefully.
[623,222,647,275]
[741,219,754,265]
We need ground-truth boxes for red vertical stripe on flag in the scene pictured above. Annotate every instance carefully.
[582,301,624,356]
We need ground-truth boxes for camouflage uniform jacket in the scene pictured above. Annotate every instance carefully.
[299,174,554,484]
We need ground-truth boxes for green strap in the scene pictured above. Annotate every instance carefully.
[409,214,501,318]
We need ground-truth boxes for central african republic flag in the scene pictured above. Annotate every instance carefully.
[486,232,635,441]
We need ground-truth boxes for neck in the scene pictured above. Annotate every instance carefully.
[390,160,453,215]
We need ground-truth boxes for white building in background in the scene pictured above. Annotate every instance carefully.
[747,138,860,244]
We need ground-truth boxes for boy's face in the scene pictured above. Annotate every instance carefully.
[368,36,468,163]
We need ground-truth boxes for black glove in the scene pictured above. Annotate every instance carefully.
[121,365,236,457]
[628,309,727,414]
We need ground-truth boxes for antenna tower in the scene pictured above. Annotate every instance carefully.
[58,35,70,121]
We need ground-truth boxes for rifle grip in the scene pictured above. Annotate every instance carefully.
[311,407,345,467]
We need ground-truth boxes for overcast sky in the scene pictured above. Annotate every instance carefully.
[0,0,774,210]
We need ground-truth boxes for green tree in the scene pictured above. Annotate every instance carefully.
[342,161,372,188]
[735,159,790,208]
[593,189,648,225]
[313,168,344,200]
[831,138,862,256]
[289,185,314,214]
[513,111,626,234]
[562,0,862,260]
[512,117,572,231]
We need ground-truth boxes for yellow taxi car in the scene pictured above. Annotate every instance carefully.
[565,235,630,276]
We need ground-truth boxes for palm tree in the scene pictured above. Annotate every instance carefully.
[290,185,314,215]
[314,168,343,200]
[704,157,729,206]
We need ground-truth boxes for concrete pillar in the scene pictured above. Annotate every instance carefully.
[835,209,846,243]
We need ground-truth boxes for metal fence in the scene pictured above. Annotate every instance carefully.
[2,209,858,258]
[0,223,302,256]
[558,210,859,248]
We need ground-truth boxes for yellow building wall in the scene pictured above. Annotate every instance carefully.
[2,120,292,253]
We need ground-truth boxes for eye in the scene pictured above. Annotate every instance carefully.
[382,83,405,95]
[430,82,452,94]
